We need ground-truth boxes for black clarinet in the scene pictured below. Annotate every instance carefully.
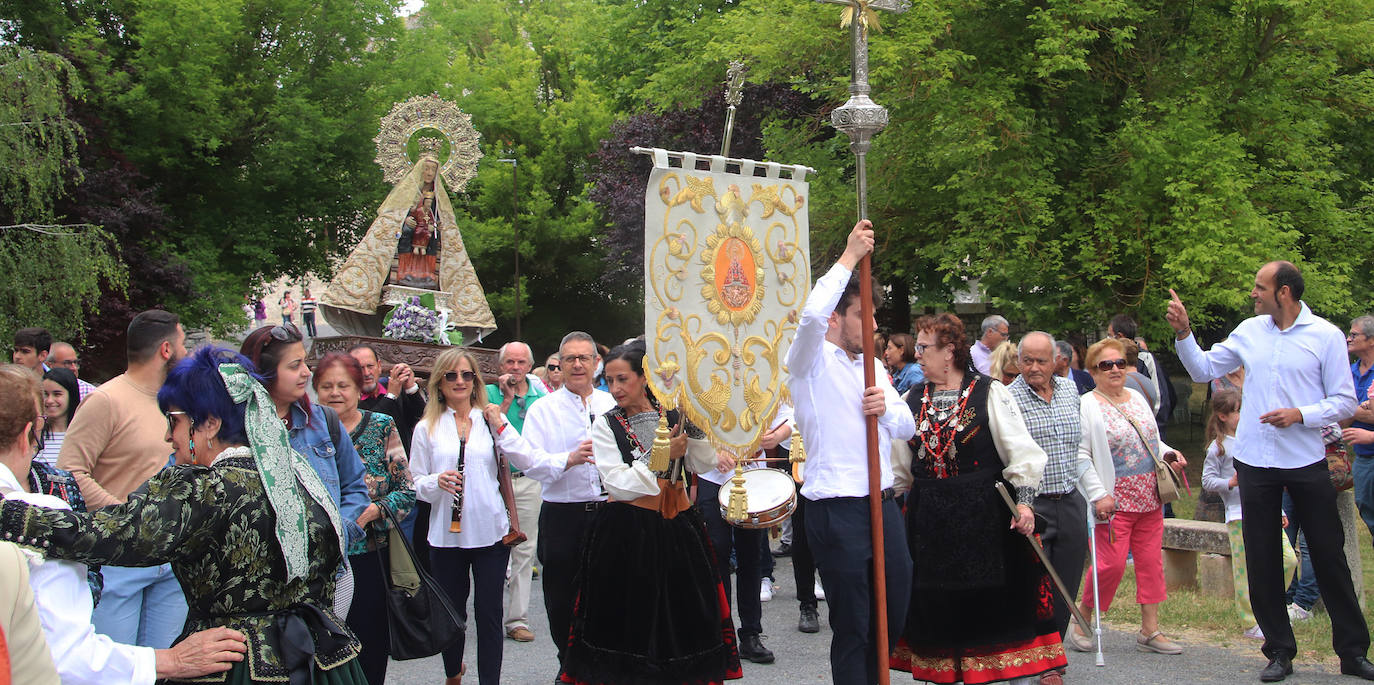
[449,438,467,533]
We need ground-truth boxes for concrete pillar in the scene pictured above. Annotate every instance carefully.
[1338,490,1365,610]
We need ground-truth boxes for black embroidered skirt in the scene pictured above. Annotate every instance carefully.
[559,502,742,685]
[892,468,1066,683]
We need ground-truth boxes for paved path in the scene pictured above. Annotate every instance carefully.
[383,555,1357,684]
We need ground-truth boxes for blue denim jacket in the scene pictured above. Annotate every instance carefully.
[288,402,368,545]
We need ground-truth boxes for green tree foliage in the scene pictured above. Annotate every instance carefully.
[586,0,1374,339]
[0,47,125,350]
[2,0,403,331]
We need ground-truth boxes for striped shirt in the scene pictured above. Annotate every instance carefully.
[300,297,318,314]
[1006,375,1081,495]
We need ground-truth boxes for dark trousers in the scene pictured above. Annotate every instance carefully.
[538,501,601,665]
[346,549,390,685]
[805,495,911,685]
[1236,460,1370,660]
[696,480,763,636]
[791,489,818,606]
[302,311,317,337]
[1034,492,1089,635]
[410,502,433,573]
[430,543,511,684]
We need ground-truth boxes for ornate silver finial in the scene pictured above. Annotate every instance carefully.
[725,60,747,107]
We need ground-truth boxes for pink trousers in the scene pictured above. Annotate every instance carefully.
[1082,508,1167,612]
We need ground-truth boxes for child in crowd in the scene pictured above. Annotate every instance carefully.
[1202,389,1297,640]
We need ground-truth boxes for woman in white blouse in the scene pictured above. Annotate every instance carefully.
[1070,337,1187,657]
[559,340,743,685]
[409,348,545,685]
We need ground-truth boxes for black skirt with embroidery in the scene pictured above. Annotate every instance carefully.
[559,501,742,685]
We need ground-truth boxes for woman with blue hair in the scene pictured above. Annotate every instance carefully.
[0,345,367,684]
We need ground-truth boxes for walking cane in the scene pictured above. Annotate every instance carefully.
[1087,505,1105,666]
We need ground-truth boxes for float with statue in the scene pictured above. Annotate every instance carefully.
[311,94,500,375]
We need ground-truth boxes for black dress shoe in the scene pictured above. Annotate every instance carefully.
[739,634,775,664]
[1260,656,1293,682]
[1341,656,1374,680]
[773,542,791,557]
[798,604,820,633]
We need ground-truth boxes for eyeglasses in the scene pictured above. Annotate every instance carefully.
[561,354,595,366]
[55,359,79,369]
[443,370,478,383]
[1095,359,1130,371]
[1349,333,1366,341]
[914,343,935,355]
[165,410,189,434]
[269,322,301,343]
[547,364,560,371]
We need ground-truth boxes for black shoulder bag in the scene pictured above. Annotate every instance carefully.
[377,504,465,660]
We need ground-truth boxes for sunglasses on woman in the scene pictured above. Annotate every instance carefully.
[443,370,478,383]
[1095,359,1130,371]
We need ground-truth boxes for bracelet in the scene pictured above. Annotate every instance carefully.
[497,422,508,435]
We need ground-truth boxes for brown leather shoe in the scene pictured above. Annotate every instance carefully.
[507,626,536,642]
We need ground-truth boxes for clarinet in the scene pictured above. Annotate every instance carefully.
[449,437,467,533]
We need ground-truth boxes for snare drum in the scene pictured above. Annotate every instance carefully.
[717,468,797,529]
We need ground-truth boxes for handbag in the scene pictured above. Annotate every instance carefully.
[1327,440,1354,491]
[1094,390,1184,505]
[482,416,528,546]
[377,504,464,660]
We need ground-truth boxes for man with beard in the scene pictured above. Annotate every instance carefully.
[56,309,190,648]
[1169,262,1373,682]
[786,220,915,685]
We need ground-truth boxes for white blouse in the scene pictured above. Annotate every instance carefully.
[410,407,553,549]
[590,415,716,502]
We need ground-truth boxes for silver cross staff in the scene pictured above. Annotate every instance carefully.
[818,0,910,220]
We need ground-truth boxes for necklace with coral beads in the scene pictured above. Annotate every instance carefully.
[916,377,976,472]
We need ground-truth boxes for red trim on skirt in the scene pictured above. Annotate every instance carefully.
[890,632,1067,684]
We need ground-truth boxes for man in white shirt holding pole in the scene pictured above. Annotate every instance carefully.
[786,220,915,685]
[1168,261,1374,683]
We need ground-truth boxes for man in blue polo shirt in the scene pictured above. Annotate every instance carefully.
[1340,315,1374,538]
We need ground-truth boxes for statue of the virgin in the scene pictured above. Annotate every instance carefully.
[321,95,496,340]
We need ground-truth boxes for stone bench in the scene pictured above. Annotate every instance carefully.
[1160,519,1232,599]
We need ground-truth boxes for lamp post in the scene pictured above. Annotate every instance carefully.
[497,157,520,340]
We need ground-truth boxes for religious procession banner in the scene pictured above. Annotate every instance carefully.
[640,148,812,458]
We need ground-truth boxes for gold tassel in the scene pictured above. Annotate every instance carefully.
[790,432,806,483]
[725,462,749,523]
[649,412,672,472]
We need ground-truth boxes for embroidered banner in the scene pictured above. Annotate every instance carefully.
[640,148,812,457]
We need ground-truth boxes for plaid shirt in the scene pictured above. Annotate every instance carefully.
[1006,375,1082,496]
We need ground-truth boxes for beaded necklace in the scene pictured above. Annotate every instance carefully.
[916,376,977,478]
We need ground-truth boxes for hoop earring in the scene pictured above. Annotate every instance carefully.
[189,438,197,465]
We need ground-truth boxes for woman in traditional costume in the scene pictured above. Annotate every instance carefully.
[559,340,742,685]
[0,346,367,684]
[890,313,1067,685]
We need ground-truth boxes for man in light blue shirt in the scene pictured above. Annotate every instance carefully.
[1168,261,1372,683]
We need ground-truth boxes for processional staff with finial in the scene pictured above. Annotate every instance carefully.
[813,1,909,683]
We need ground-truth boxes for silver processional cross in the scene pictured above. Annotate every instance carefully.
[817,0,910,221]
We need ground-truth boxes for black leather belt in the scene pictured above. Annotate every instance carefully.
[880,487,896,501]
[545,500,605,512]
[512,471,525,479]
[1037,492,1074,500]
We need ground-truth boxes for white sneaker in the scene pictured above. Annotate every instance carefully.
[1243,625,1265,640]
[1287,603,1313,621]
[760,577,775,602]
[814,579,826,601]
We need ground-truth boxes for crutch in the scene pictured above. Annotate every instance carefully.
[1087,505,1106,666]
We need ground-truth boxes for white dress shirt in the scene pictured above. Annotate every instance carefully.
[785,263,916,500]
[0,464,156,685]
[410,407,558,549]
[591,416,716,501]
[1175,302,1356,469]
[520,387,617,502]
